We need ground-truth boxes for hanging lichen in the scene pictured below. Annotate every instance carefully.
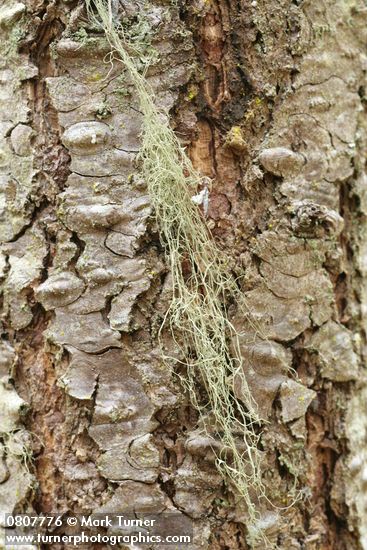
[86,0,268,537]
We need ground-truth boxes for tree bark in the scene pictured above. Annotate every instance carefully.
[1,0,367,548]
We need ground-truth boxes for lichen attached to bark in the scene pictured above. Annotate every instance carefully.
[85,0,272,536]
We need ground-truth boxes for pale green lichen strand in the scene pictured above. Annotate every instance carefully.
[86,0,266,532]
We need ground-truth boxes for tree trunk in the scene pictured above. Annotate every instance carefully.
[1,0,367,548]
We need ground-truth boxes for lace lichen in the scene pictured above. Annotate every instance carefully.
[86,0,268,538]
